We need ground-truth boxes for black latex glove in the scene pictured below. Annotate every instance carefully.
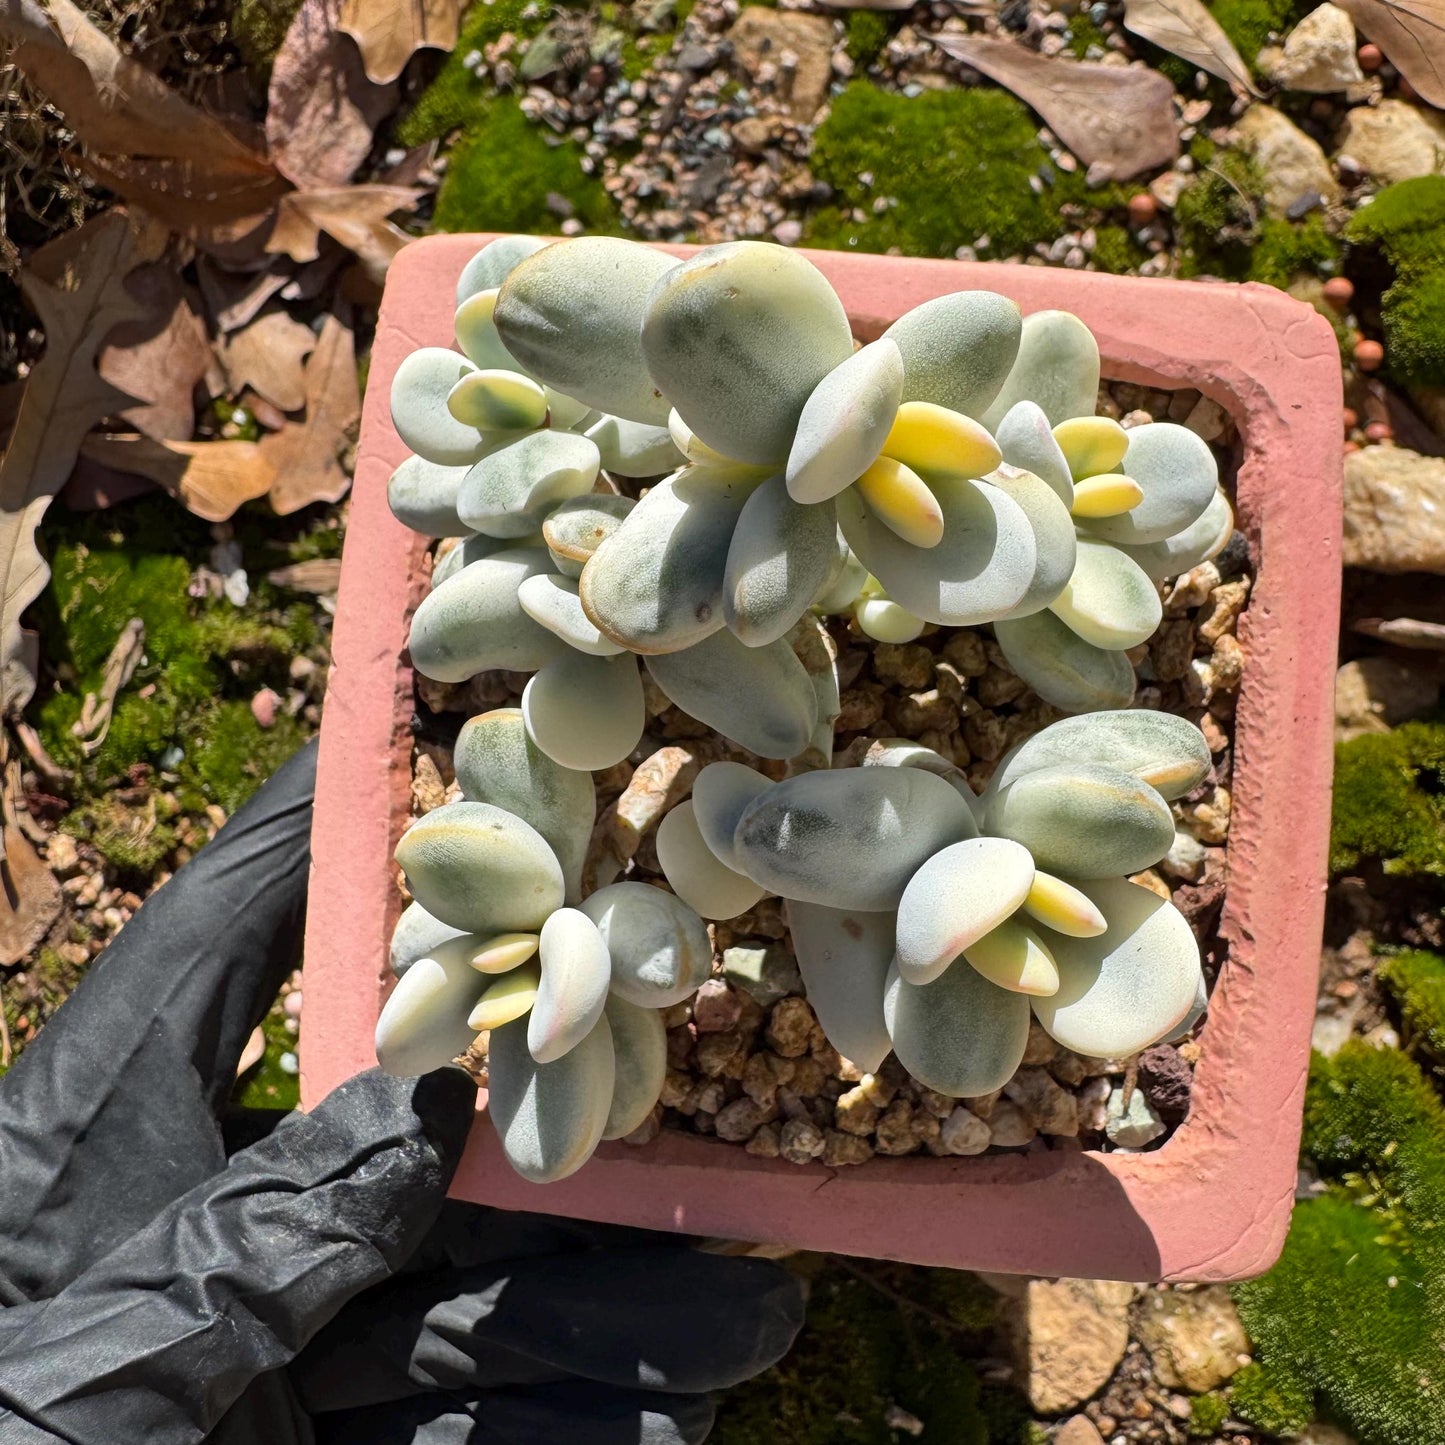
[0,740,804,1444]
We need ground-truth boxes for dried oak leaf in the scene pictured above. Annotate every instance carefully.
[0,824,62,968]
[267,0,399,190]
[932,33,1179,181]
[98,260,212,442]
[195,258,291,336]
[266,185,423,283]
[338,0,462,84]
[0,0,287,236]
[80,435,277,523]
[1336,0,1445,107]
[258,311,360,514]
[1122,0,1260,95]
[0,210,163,718]
[219,305,317,414]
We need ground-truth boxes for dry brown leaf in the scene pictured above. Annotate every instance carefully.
[219,305,317,414]
[931,33,1179,180]
[0,822,61,967]
[1123,0,1260,94]
[337,0,461,84]
[266,185,422,282]
[1336,0,1445,107]
[196,258,291,335]
[97,262,212,442]
[0,211,162,718]
[259,310,359,514]
[73,617,144,756]
[0,745,61,969]
[81,434,277,522]
[0,0,287,235]
[267,0,398,189]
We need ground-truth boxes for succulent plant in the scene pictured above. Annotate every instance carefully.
[662,711,1209,1097]
[374,707,706,1183]
[376,233,1239,1175]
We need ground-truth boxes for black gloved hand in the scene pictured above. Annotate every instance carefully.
[0,741,803,1443]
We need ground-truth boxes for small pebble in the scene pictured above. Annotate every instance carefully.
[283,990,303,1018]
[1354,338,1385,371]
[1105,1085,1164,1147]
[1358,41,1383,71]
[1127,192,1157,225]
[251,688,280,729]
[279,1051,300,1076]
[1323,276,1354,308]
[778,1116,826,1164]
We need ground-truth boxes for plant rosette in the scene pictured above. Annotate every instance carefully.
[374,235,1235,1187]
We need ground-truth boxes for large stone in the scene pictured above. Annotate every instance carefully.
[1133,1285,1251,1392]
[728,9,836,122]
[1008,1277,1135,1413]
[1335,657,1441,740]
[1338,99,1445,185]
[1258,4,1363,92]
[1344,445,1445,572]
[1235,105,1341,217]
[1055,1419,1107,1445]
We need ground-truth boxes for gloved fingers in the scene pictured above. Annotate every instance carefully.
[294,1302,566,1413]
[401,1199,675,1277]
[293,1242,803,1411]
[0,1069,473,1445]
[312,1381,717,1445]
[0,740,317,1301]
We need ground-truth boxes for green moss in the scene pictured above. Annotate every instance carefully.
[845,10,890,67]
[1207,0,1310,65]
[1173,149,1268,279]
[1187,1391,1230,1436]
[807,83,1110,260]
[231,0,305,72]
[63,797,177,881]
[1345,176,1445,387]
[1330,720,1445,875]
[30,496,316,815]
[1381,949,1445,1057]
[1248,215,1341,290]
[1227,1362,1313,1436]
[191,701,308,815]
[234,1002,300,1111]
[429,97,620,236]
[1233,1044,1445,1445]
[713,1259,1013,1444]
[396,0,556,146]
[1092,224,1146,275]
[1065,12,1108,57]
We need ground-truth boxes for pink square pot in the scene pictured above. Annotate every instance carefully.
[302,235,1342,1283]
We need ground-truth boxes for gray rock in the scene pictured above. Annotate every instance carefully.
[1344,445,1445,572]
[1335,657,1441,740]
[1235,104,1341,217]
[1337,99,1445,185]
[1258,3,1363,92]
[1104,1084,1165,1147]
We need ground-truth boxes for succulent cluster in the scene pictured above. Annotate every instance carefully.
[659,712,1209,1097]
[375,708,711,1181]
[379,233,1229,1181]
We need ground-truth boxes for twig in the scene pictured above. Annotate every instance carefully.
[0,996,11,1071]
